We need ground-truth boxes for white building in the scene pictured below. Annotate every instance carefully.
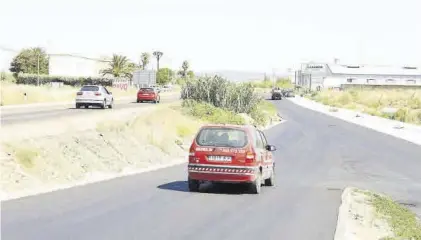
[295,62,421,90]
[49,54,110,77]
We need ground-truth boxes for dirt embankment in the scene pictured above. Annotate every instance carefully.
[0,103,202,200]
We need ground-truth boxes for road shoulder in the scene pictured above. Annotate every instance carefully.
[287,96,421,146]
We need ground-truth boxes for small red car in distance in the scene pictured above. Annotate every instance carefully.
[137,87,160,103]
[187,124,277,194]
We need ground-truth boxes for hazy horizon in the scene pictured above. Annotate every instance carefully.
[1,0,420,73]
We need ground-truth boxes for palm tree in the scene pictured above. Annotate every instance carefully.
[140,52,150,70]
[179,60,190,77]
[101,54,133,78]
[153,51,163,70]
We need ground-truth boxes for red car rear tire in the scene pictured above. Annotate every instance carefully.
[188,178,200,192]
[249,173,262,194]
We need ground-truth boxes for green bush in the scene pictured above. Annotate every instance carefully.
[16,73,115,86]
[182,100,246,125]
[181,75,262,114]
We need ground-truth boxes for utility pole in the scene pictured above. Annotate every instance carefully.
[272,68,276,89]
[37,53,40,86]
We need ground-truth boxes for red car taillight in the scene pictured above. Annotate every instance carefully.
[95,92,102,96]
[245,151,255,163]
[188,146,196,162]
[77,92,83,95]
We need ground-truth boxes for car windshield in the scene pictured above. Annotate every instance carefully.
[81,86,99,91]
[195,127,248,148]
[140,88,154,92]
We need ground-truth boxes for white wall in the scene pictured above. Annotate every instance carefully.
[323,74,421,88]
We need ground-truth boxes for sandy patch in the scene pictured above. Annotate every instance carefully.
[334,187,394,240]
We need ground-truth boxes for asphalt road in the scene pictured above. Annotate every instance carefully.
[0,94,179,126]
[2,99,421,240]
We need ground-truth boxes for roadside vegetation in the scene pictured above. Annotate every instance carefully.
[1,47,193,106]
[308,87,421,125]
[0,81,140,105]
[180,75,279,127]
[251,77,293,89]
[356,188,421,240]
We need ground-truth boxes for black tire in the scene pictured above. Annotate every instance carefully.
[136,99,140,103]
[108,99,113,109]
[265,166,275,187]
[249,173,262,194]
[100,100,106,109]
[188,178,200,192]
[75,103,81,109]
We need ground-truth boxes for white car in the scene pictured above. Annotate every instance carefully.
[75,85,114,109]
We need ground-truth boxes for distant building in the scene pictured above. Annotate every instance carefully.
[295,62,421,90]
[49,54,110,77]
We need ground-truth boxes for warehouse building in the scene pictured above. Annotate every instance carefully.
[49,54,110,77]
[295,62,421,90]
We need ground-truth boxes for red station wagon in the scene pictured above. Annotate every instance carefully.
[187,124,277,194]
[137,87,160,103]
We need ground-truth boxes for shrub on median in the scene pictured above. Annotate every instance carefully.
[181,100,246,125]
[180,75,262,114]
[180,75,279,126]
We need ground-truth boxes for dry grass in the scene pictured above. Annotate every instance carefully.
[3,144,39,169]
[95,102,202,153]
[310,88,421,125]
[127,104,202,153]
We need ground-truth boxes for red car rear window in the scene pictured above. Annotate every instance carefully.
[140,88,154,92]
[195,127,248,148]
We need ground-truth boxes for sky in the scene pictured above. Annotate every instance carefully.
[0,0,420,73]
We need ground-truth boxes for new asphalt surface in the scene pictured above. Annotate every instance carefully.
[2,99,421,240]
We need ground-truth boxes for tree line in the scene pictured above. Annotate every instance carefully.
[7,47,194,85]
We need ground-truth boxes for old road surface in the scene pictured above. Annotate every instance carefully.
[2,99,421,240]
[0,94,179,126]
